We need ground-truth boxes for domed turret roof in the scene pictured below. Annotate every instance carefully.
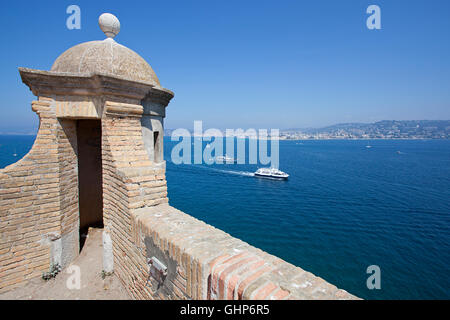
[50,13,160,86]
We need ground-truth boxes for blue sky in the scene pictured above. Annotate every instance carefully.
[0,0,449,133]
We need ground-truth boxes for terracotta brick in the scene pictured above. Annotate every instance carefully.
[218,256,257,299]
[252,281,278,300]
[226,259,265,299]
[236,266,273,300]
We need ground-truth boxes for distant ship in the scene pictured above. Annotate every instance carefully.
[365,145,372,148]
[254,168,289,180]
[216,155,237,163]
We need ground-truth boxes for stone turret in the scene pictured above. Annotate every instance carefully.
[21,13,172,166]
[0,13,173,292]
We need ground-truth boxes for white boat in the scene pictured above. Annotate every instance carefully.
[216,155,237,163]
[254,168,289,180]
[365,145,372,148]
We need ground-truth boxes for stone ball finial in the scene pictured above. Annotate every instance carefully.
[99,13,120,39]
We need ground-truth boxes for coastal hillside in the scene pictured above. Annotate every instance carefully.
[283,120,450,139]
[165,120,450,139]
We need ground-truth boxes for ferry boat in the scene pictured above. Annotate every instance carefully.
[216,155,237,163]
[254,168,289,180]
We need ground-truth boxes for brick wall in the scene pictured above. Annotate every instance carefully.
[128,205,358,300]
[57,118,79,266]
[101,101,169,299]
[0,98,84,292]
[0,99,62,292]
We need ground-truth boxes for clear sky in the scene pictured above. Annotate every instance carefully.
[0,0,449,133]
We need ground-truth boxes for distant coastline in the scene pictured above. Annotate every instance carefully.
[0,132,37,136]
[164,120,450,140]
[162,136,449,141]
[3,120,450,140]
[2,133,448,141]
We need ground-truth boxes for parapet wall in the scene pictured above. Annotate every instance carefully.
[0,98,79,293]
[122,204,357,300]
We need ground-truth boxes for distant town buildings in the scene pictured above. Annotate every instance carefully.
[166,120,450,140]
[279,120,450,140]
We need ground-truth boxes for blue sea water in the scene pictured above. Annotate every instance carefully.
[1,135,449,299]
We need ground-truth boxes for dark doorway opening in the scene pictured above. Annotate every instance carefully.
[77,120,103,251]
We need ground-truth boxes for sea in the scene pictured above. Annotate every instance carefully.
[1,135,449,300]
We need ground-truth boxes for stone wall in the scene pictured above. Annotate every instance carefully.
[57,118,79,267]
[127,205,357,300]
[0,98,77,292]
[101,101,169,299]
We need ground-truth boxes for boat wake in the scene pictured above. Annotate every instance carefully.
[166,161,255,177]
[210,168,255,177]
